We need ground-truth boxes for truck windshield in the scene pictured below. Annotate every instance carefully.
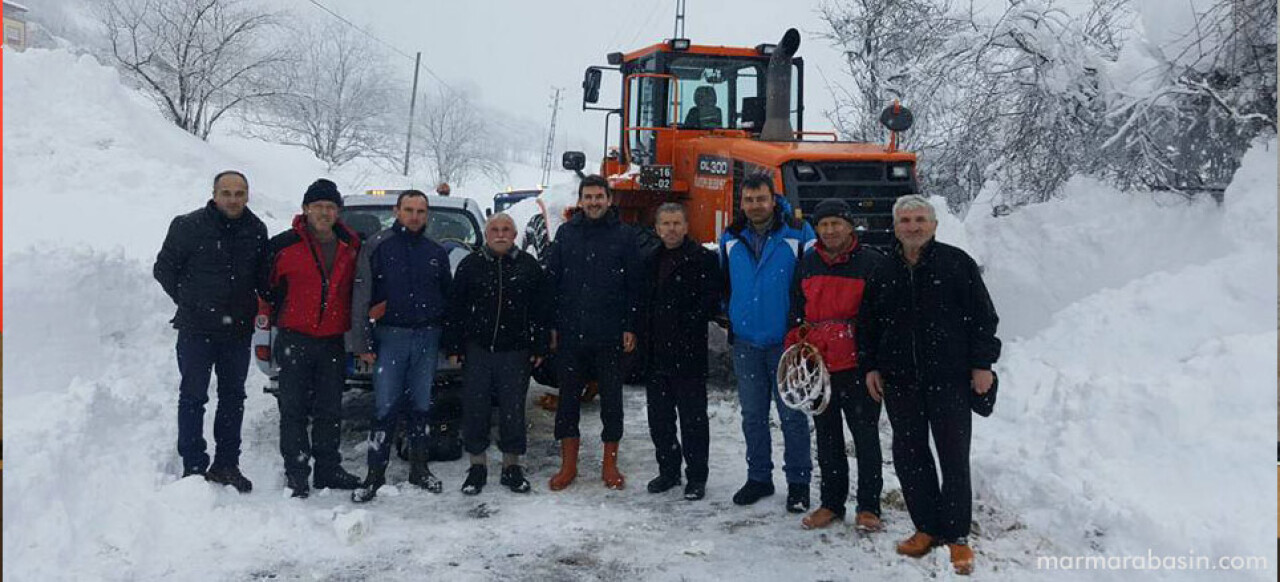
[343,206,479,246]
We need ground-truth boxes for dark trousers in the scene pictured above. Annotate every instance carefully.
[814,369,883,517]
[883,377,972,542]
[462,344,531,456]
[554,344,624,442]
[274,330,346,482]
[176,331,250,473]
[645,374,709,484]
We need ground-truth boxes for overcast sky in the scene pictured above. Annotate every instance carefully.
[301,0,856,148]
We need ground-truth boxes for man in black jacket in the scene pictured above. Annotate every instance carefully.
[444,213,550,495]
[641,203,721,501]
[546,175,642,491]
[153,170,268,492]
[858,195,1000,576]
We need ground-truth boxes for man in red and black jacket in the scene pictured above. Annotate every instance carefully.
[786,198,889,533]
[263,179,363,498]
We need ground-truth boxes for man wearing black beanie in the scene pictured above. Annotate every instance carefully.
[788,197,889,534]
[262,178,363,498]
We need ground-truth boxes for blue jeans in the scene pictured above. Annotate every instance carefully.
[367,325,441,469]
[733,342,812,485]
[176,331,250,473]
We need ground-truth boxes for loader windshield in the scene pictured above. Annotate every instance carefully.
[665,54,801,132]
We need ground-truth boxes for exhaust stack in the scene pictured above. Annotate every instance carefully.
[759,28,800,142]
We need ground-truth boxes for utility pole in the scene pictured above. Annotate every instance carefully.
[673,0,686,38]
[403,51,421,176]
[540,87,563,187]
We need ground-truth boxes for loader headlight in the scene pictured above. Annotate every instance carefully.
[794,163,819,181]
[889,164,912,180]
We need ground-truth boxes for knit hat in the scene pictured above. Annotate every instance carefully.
[302,179,343,208]
[811,198,854,226]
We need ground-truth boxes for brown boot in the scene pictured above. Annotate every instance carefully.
[548,438,579,491]
[895,531,936,557]
[800,507,841,530]
[949,543,974,575]
[601,441,625,489]
[854,511,883,532]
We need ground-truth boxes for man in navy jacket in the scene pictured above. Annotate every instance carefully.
[545,175,642,491]
[350,190,453,503]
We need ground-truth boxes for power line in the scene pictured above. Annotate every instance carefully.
[625,0,668,49]
[302,0,453,92]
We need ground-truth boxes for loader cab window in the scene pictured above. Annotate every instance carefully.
[665,54,803,133]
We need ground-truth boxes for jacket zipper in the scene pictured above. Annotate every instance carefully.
[305,237,331,327]
[490,254,503,350]
[908,262,920,377]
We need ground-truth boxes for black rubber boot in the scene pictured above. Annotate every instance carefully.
[461,464,487,496]
[351,466,386,503]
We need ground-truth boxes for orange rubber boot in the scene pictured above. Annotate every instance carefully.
[949,543,974,575]
[602,441,626,489]
[548,438,580,491]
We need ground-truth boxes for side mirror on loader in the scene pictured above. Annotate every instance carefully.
[879,103,914,132]
[562,151,587,178]
[583,68,603,105]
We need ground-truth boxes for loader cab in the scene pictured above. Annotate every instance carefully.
[586,43,804,168]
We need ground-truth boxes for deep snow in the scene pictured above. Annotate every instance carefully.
[4,47,1277,581]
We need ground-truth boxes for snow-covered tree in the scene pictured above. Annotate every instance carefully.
[821,0,1274,210]
[1101,0,1276,195]
[412,86,507,187]
[99,0,286,140]
[244,21,399,170]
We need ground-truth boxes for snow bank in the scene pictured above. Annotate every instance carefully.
[965,176,1236,339]
[968,138,1277,575]
[1,49,302,259]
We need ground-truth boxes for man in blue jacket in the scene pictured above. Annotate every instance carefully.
[349,190,453,503]
[718,173,815,513]
[546,175,642,491]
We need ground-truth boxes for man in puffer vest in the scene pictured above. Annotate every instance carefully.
[786,198,888,533]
